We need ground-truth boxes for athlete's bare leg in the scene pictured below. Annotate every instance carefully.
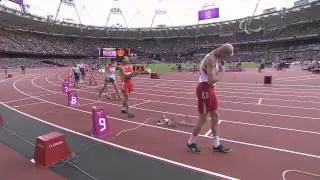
[122,92,129,112]
[209,110,231,152]
[99,81,108,97]
[121,92,134,118]
[209,110,219,137]
[112,81,120,99]
[191,113,207,136]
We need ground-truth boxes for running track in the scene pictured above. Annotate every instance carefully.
[1,67,320,180]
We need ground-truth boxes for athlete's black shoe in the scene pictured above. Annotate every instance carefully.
[186,143,201,153]
[213,144,232,153]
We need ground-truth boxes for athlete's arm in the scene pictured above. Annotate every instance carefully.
[105,65,108,74]
[70,67,74,77]
[206,56,219,85]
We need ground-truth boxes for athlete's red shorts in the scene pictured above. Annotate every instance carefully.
[122,81,133,94]
[196,82,218,114]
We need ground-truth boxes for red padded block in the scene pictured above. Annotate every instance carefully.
[264,76,272,84]
[133,65,145,73]
[151,73,160,79]
[33,132,71,168]
[0,115,4,125]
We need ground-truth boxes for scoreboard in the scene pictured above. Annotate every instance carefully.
[99,48,131,58]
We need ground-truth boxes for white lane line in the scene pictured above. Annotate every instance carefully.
[204,120,222,137]
[221,120,320,135]
[67,73,320,105]
[13,101,47,108]
[275,75,319,81]
[46,75,320,120]
[7,76,239,180]
[79,101,102,107]
[13,73,320,160]
[131,100,151,107]
[46,75,320,135]
[3,92,58,104]
[136,77,320,88]
[204,130,211,137]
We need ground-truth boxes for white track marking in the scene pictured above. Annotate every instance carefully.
[13,101,47,108]
[275,75,319,81]
[131,86,320,100]
[204,130,211,137]
[258,98,262,105]
[204,120,222,137]
[0,102,238,180]
[283,76,320,82]
[44,73,320,121]
[136,77,320,88]
[132,77,320,91]
[0,73,33,83]
[94,75,320,95]
[58,72,65,79]
[3,92,58,103]
[282,169,320,180]
[46,75,320,135]
[221,120,320,135]
[131,100,151,107]
[91,76,320,100]
[67,74,320,104]
[131,80,320,95]
[79,101,102,107]
[115,118,153,137]
[8,74,320,160]
[47,75,320,116]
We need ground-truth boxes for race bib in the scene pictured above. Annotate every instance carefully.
[202,92,209,99]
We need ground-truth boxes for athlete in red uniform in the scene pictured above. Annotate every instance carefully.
[119,56,138,118]
[186,43,233,153]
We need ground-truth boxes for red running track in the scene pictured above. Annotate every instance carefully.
[1,67,320,180]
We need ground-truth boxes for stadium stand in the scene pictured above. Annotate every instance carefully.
[0,0,320,66]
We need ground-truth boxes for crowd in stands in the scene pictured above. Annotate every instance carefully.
[1,18,319,63]
[0,58,49,68]
[0,58,103,68]
[1,0,320,66]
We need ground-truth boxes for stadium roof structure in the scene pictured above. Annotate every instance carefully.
[0,0,319,39]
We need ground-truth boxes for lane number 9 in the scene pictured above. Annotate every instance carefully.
[99,118,106,132]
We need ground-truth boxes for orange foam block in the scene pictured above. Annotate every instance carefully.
[33,132,71,168]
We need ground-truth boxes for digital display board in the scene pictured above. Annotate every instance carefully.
[198,8,219,21]
[99,48,131,58]
[102,48,116,57]
[116,48,131,57]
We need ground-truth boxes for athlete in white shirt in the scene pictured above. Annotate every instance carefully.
[187,43,233,154]
[99,59,120,99]
[71,63,80,88]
